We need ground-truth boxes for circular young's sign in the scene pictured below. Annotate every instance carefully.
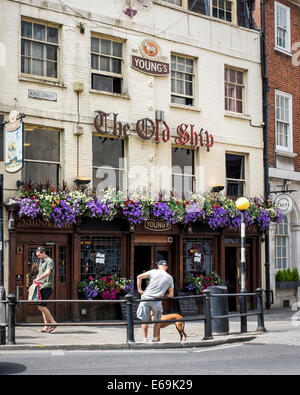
[140,39,160,59]
[274,193,293,215]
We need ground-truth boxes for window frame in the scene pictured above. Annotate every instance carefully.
[22,125,62,187]
[275,90,293,153]
[224,66,245,115]
[172,146,195,196]
[92,135,125,192]
[274,1,291,54]
[171,53,195,107]
[91,35,124,95]
[20,18,59,81]
[275,215,289,270]
[225,152,246,198]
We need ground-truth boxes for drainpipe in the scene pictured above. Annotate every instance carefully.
[0,174,6,344]
[260,0,271,309]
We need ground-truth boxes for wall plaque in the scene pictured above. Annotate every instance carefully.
[144,219,171,231]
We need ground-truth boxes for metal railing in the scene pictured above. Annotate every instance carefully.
[0,288,266,345]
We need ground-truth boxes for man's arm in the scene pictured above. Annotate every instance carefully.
[165,287,174,298]
[137,273,149,295]
[35,268,51,282]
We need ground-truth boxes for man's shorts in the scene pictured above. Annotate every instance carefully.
[136,300,163,321]
[38,288,52,307]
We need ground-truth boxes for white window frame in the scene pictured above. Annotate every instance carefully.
[224,67,245,114]
[275,215,289,270]
[171,54,195,107]
[172,146,195,196]
[20,18,59,81]
[274,1,291,54]
[275,90,293,153]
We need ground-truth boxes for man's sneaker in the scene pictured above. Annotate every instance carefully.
[152,337,159,342]
[143,338,148,343]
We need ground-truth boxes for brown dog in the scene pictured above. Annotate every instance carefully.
[151,312,187,342]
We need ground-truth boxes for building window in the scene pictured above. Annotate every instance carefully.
[275,216,289,269]
[226,153,245,197]
[91,36,123,94]
[172,147,195,196]
[93,137,124,193]
[225,67,244,113]
[171,55,194,106]
[184,238,213,276]
[21,20,58,78]
[275,91,292,152]
[212,0,233,22]
[161,0,183,6]
[80,236,122,281]
[275,2,290,52]
[23,127,60,186]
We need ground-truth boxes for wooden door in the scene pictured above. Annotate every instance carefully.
[15,243,69,322]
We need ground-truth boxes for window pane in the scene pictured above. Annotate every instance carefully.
[32,42,44,59]
[46,61,57,78]
[46,44,57,61]
[101,39,111,55]
[91,37,100,53]
[47,27,58,44]
[24,162,58,185]
[91,54,99,70]
[93,136,123,168]
[188,0,210,16]
[92,74,113,92]
[100,56,111,72]
[226,154,244,179]
[33,24,46,41]
[21,21,32,38]
[21,57,31,73]
[112,58,122,74]
[21,39,31,56]
[32,59,44,76]
[113,42,122,57]
[172,148,194,174]
[24,128,60,162]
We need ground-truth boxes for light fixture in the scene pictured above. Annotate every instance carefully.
[16,180,24,188]
[8,212,15,231]
[211,185,224,193]
[80,308,88,316]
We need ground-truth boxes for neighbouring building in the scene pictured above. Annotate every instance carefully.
[254,0,300,308]
[0,0,269,321]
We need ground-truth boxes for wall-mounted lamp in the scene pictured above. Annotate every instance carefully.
[187,225,193,234]
[129,224,135,233]
[211,185,224,193]
[8,212,15,231]
[16,180,24,189]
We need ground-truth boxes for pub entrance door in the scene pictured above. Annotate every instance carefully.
[15,243,70,323]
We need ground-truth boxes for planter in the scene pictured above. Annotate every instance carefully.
[178,291,204,316]
[275,281,300,289]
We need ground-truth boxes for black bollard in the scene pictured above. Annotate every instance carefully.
[7,294,16,345]
[125,293,135,343]
[256,288,266,332]
[203,289,213,340]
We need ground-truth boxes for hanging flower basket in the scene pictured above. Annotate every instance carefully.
[12,184,283,231]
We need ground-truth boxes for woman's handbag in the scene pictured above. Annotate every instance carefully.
[28,281,41,301]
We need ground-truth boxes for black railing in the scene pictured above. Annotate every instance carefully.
[0,288,266,345]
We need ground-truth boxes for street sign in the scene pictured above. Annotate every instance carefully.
[274,193,293,215]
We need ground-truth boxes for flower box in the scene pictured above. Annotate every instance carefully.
[275,281,300,289]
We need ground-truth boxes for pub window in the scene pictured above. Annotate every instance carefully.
[184,238,213,276]
[23,127,60,186]
[225,67,244,114]
[212,0,233,22]
[21,19,59,79]
[91,36,123,94]
[225,153,245,197]
[80,236,122,280]
[92,136,124,193]
[275,215,289,269]
[171,54,195,106]
[172,147,195,196]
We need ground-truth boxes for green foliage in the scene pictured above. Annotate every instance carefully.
[276,268,300,282]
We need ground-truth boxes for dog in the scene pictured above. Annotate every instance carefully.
[151,312,187,342]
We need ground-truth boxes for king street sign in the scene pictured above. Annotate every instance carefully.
[274,193,293,215]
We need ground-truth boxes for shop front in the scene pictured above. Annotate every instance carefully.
[8,213,262,322]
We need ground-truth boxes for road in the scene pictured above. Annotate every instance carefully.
[1,342,300,376]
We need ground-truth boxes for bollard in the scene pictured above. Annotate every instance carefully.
[7,294,16,345]
[240,292,247,333]
[210,285,229,335]
[0,286,6,345]
[203,289,213,340]
[125,293,135,343]
[256,288,266,332]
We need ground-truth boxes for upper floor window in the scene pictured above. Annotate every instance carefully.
[21,20,58,78]
[275,2,291,53]
[275,90,292,152]
[275,215,289,269]
[172,147,195,196]
[161,0,234,23]
[224,67,244,114]
[23,127,61,186]
[171,54,194,106]
[92,137,124,193]
[91,36,123,94]
[226,153,245,197]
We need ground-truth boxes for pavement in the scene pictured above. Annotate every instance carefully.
[1,307,299,351]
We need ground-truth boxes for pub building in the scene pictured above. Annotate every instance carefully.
[1,0,267,321]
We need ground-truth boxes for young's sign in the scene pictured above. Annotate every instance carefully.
[131,39,169,76]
